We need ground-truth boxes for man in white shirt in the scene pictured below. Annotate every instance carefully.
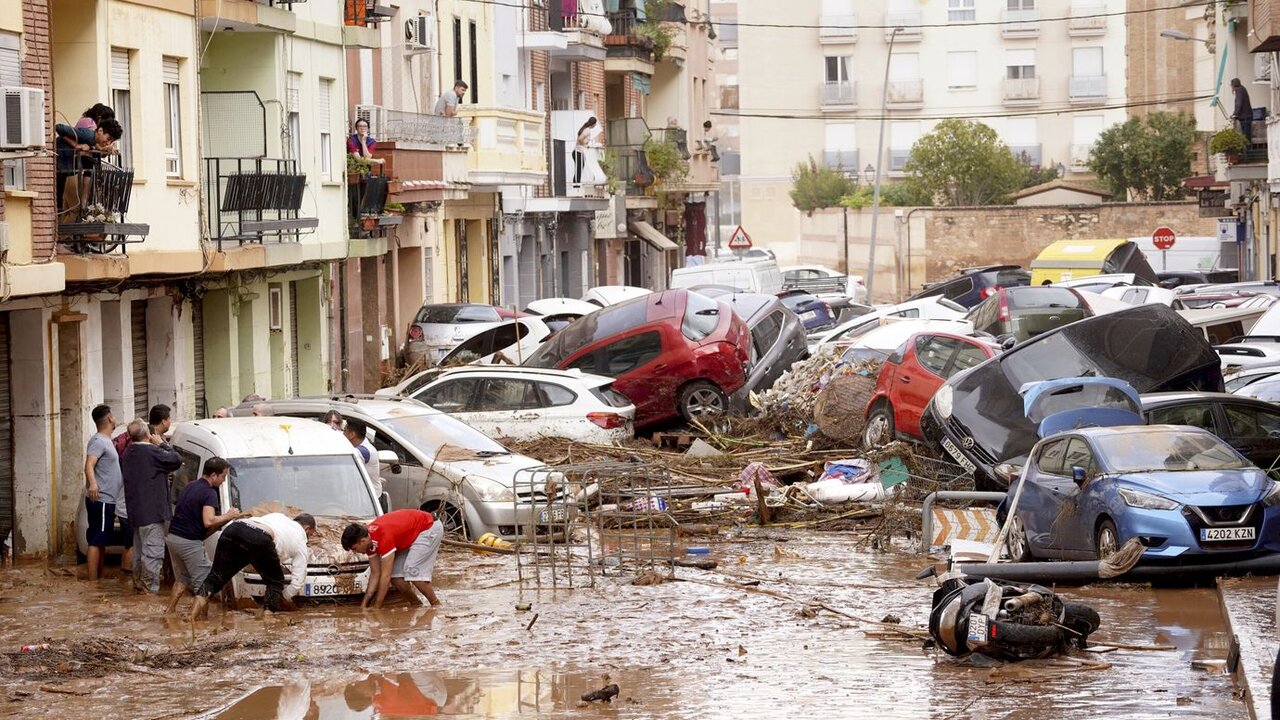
[343,418,383,496]
[190,512,315,619]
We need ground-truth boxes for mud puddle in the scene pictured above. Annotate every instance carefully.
[0,532,1248,719]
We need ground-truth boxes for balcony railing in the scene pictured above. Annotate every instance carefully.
[1069,74,1107,102]
[887,79,924,105]
[607,117,655,197]
[344,0,394,26]
[819,13,857,43]
[822,80,857,107]
[1068,3,1108,35]
[885,12,922,40]
[359,106,470,146]
[203,157,318,248]
[349,166,401,238]
[823,149,859,171]
[1002,8,1040,36]
[1003,77,1041,103]
[664,126,692,160]
[1070,143,1095,170]
[552,0,613,35]
[1010,144,1043,167]
[57,161,149,254]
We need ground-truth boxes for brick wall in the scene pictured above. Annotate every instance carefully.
[23,0,54,260]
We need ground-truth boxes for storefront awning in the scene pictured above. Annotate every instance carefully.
[629,221,678,251]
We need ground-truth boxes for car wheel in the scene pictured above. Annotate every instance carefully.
[1095,519,1120,560]
[424,501,468,540]
[1006,515,1033,562]
[678,381,726,421]
[862,403,895,449]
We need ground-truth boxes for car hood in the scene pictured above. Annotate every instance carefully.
[1113,468,1274,506]
[436,453,550,487]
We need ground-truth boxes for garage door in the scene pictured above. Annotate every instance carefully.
[0,314,13,547]
[192,299,205,418]
[131,300,148,421]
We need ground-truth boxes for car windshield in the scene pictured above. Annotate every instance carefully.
[524,299,649,367]
[1094,431,1250,473]
[228,455,378,517]
[382,413,509,457]
[1007,288,1083,309]
[414,305,499,324]
[991,269,1031,287]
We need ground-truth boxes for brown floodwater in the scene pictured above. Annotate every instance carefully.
[0,531,1248,719]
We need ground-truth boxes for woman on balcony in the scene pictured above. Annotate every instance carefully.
[574,117,601,185]
[347,118,384,165]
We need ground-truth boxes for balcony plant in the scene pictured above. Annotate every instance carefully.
[1210,127,1247,164]
[599,148,623,196]
[384,200,406,215]
[643,135,689,205]
[636,0,676,61]
[347,153,374,181]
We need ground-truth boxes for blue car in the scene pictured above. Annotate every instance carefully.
[1005,424,1280,563]
[777,290,834,332]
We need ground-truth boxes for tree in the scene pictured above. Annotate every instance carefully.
[789,156,857,214]
[903,119,1026,206]
[840,182,932,209]
[1087,112,1196,201]
[1019,161,1060,190]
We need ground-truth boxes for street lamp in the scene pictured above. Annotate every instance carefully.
[865,26,904,303]
[862,164,876,185]
[1159,28,1212,51]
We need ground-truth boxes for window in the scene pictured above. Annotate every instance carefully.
[318,78,333,180]
[170,448,204,506]
[1008,0,1035,9]
[601,332,663,376]
[110,48,132,168]
[0,33,21,189]
[1223,404,1280,438]
[752,311,785,360]
[1006,49,1035,79]
[416,378,480,412]
[162,57,182,176]
[369,431,422,468]
[915,336,957,376]
[476,379,544,411]
[951,344,989,375]
[1072,47,1104,78]
[452,17,463,90]
[948,0,976,22]
[947,52,977,89]
[539,383,577,407]
[286,72,301,162]
[454,305,503,323]
[1148,403,1218,432]
[824,56,852,83]
[1036,438,1070,475]
[468,20,478,103]
[1063,438,1094,474]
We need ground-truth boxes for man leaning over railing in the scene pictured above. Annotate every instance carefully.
[55,118,123,217]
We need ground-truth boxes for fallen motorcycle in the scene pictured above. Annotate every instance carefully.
[928,575,1101,661]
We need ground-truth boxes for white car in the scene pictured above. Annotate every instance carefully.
[1215,342,1280,372]
[1100,285,1184,309]
[782,264,868,303]
[523,298,601,332]
[1226,362,1280,394]
[809,296,968,352]
[1053,274,1148,293]
[838,319,975,362]
[1074,290,1136,316]
[582,285,651,307]
[402,303,512,367]
[438,317,553,366]
[402,366,635,444]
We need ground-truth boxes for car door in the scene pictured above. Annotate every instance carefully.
[1219,402,1280,476]
[413,377,482,413]
[590,329,670,424]
[1018,438,1075,559]
[461,378,546,440]
[366,427,431,512]
[1053,437,1099,558]
[893,335,959,436]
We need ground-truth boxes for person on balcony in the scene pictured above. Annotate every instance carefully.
[1231,78,1254,144]
[55,118,123,214]
[347,118,383,165]
[433,80,468,117]
[574,117,601,185]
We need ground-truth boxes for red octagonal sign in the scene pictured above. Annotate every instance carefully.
[1152,226,1176,251]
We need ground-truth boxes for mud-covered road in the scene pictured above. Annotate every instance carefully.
[0,532,1245,719]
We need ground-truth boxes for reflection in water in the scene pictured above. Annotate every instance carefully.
[215,670,590,719]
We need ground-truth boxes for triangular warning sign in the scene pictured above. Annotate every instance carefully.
[727,225,752,250]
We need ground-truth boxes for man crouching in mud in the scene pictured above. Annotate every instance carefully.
[342,509,443,609]
[190,512,316,619]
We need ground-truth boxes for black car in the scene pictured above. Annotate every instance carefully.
[1142,392,1280,477]
[908,265,1031,309]
[920,304,1225,488]
[696,288,808,411]
[1158,270,1239,289]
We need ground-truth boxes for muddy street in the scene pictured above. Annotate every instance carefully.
[0,532,1243,719]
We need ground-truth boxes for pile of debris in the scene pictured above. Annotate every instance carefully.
[0,637,271,680]
[754,346,882,443]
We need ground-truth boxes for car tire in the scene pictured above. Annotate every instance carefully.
[424,501,468,540]
[678,381,727,421]
[1006,514,1033,562]
[1062,603,1101,648]
[1095,519,1120,560]
[862,403,895,449]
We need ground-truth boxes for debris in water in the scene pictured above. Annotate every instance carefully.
[581,683,620,703]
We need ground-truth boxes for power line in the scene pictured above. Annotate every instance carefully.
[713,92,1216,122]
[454,0,1217,31]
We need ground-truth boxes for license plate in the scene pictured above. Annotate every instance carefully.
[966,614,989,644]
[941,437,978,474]
[539,507,568,523]
[1200,526,1256,542]
[801,310,817,321]
[304,582,340,597]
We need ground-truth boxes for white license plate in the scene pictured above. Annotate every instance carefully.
[941,437,978,474]
[304,582,341,597]
[1200,526,1256,542]
[966,613,989,644]
[539,507,568,523]
[801,310,817,321]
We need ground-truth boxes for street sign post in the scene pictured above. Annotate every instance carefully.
[727,225,752,250]
[1152,226,1176,272]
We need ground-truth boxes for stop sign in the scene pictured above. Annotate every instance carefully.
[1152,226,1176,251]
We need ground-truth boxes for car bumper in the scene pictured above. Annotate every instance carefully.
[1116,506,1280,560]
[920,405,1001,486]
[471,501,580,540]
[403,341,451,367]
[242,565,369,598]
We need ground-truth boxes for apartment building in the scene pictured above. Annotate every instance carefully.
[732,0,1127,266]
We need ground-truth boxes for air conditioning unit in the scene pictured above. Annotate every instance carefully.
[405,15,435,54]
[0,87,44,150]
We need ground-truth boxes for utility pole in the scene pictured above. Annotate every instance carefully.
[866,26,903,303]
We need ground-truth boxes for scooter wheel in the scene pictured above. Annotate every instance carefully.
[1062,603,1101,648]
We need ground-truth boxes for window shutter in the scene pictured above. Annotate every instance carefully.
[0,33,20,88]
[111,48,130,89]
[318,79,331,130]
[287,73,300,112]
[162,57,179,85]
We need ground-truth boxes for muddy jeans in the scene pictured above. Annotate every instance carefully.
[197,521,286,610]
[133,522,167,594]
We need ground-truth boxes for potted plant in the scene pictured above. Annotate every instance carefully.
[383,201,405,215]
[359,215,378,231]
[347,153,373,183]
[1210,127,1247,164]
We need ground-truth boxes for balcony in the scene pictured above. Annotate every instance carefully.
[886,79,924,108]
[823,149,860,172]
[56,162,150,255]
[202,157,318,249]
[1068,3,1107,36]
[1219,143,1270,183]
[821,80,857,109]
[458,107,547,187]
[605,9,656,74]
[889,149,911,174]
[665,125,718,193]
[1251,0,1280,53]
[520,0,611,62]
[818,14,857,44]
[361,105,471,203]
[1069,75,1107,103]
[361,106,470,147]
[606,117,655,199]
[1002,8,1039,37]
[885,12,922,41]
[1069,144,1094,171]
[1010,144,1043,167]
[342,0,392,48]
[1003,77,1041,105]
[551,110,608,202]
[198,0,296,33]
[348,167,401,239]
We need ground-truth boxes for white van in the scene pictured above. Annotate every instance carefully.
[169,417,383,602]
[670,259,784,294]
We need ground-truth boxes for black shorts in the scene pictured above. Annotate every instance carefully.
[85,498,131,547]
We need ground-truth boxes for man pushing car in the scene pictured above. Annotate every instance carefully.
[342,509,443,609]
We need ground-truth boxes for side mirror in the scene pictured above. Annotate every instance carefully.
[1072,466,1087,485]
[377,449,403,474]
[379,492,390,514]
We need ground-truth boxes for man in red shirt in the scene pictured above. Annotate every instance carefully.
[342,508,443,608]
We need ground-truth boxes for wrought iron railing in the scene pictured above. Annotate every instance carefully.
[57,161,149,254]
[349,165,400,238]
[204,157,317,248]
[369,107,470,146]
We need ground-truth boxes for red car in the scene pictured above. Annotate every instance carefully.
[525,289,750,428]
[863,332,1000,448]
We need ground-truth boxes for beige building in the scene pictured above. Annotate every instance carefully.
[731,0,1129,273]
